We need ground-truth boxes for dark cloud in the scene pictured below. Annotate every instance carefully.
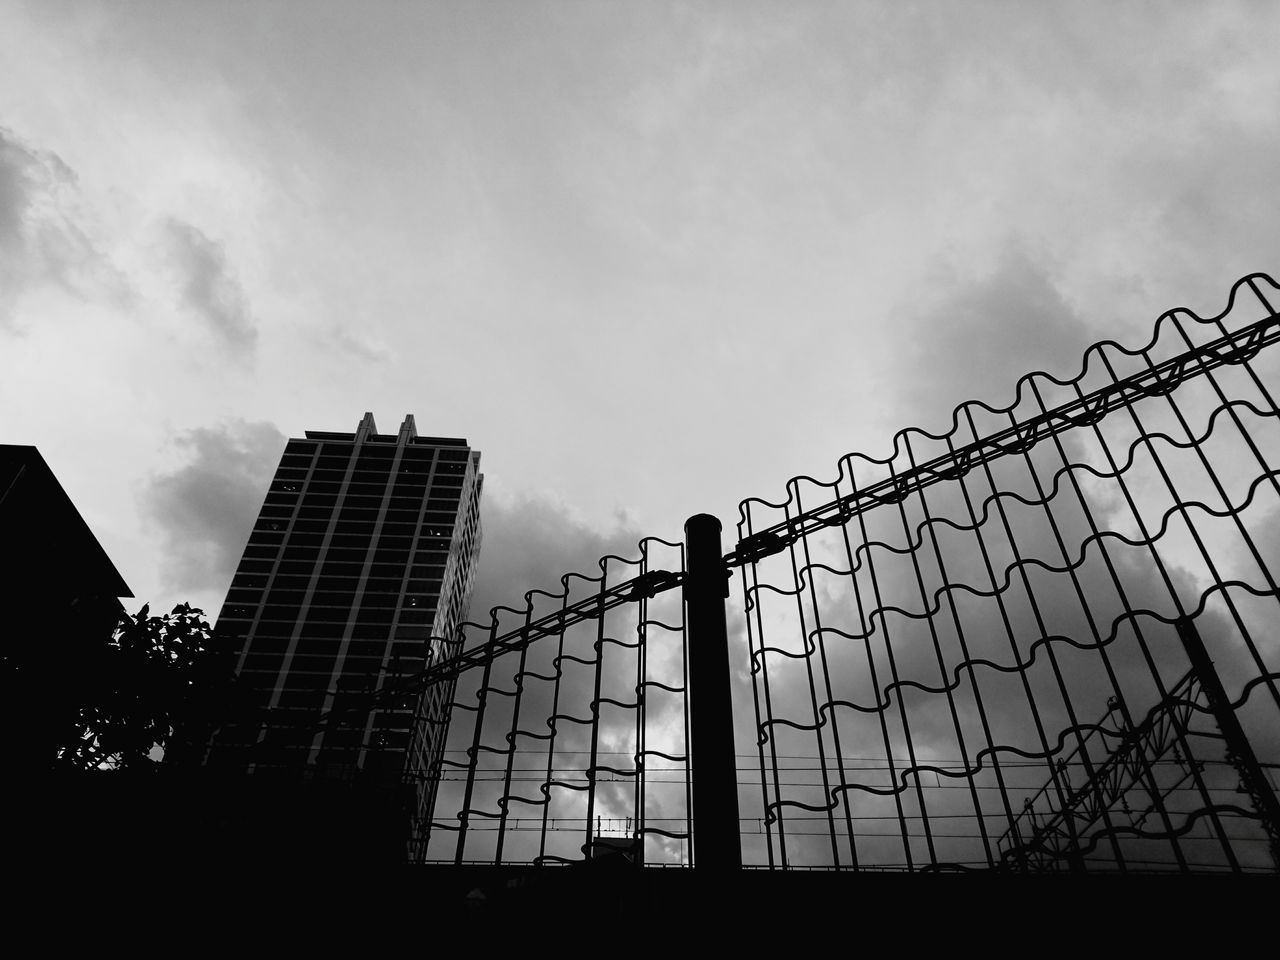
[143,420,285,596]
[164,218,258,356]
[0,129,34,252]
[893,251,1097,436]
[0,125,126,324]
[468,494,647,627]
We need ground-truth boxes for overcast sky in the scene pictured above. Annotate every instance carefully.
[2,0,1278,620]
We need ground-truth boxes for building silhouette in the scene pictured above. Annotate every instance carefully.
[205,413,482,857]
[1,445,132,771]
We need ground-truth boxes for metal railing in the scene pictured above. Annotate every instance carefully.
[738,272,1280,871]
[291,272,1280,873]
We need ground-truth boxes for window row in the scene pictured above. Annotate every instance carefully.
[299,462,438,484]
[232,588,439,609]
[227,622,416,642]
[228,573,442,596]
[248,531,430,550]
[238,544,451,566]
[242,652,398,675]
[223,592,441,614]
[248,516,458,543]
[242,635,428,657]
[231,610,435,633]
[234,557,450,579]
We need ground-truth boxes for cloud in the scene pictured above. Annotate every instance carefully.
[468,491,648,627]
[0,129,34,251]
[163,218,258,357]
[143,420,285,598]
[0,125,127,324]
[890,250,1098,436]
[328,324,389,363]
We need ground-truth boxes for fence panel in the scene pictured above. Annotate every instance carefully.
[736,273,1280,872]
[416,536,692,866]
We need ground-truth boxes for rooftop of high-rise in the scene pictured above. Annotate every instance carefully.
[302,412,473,448]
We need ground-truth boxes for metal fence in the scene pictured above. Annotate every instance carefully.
[414,536,692,866]
[366,272,1280,872]
[737,272,1280,872]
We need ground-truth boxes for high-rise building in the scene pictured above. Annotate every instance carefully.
[206,413,482,857]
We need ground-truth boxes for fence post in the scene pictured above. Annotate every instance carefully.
[684,513,742,870]
[1176,617,1280,869]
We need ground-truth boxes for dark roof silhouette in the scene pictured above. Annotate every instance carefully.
[0,445,132,599]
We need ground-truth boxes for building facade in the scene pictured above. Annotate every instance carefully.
[206,413,482,857]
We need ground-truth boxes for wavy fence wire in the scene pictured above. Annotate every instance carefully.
[415,536,692,866]
[738,273,1280,872]
[390,272,1280,872]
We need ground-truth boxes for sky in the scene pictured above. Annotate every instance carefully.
[2,1,1278,631]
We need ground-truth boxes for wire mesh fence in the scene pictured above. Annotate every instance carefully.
[321,272,1280,873]
[736,272,1280,872]
[415,536,692,866]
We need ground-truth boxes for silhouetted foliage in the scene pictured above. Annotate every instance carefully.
[17,603,241,771]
